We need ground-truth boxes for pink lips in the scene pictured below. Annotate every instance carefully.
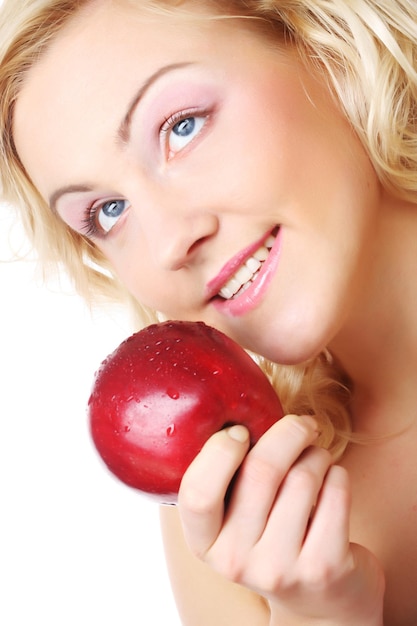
[207,227,282,317]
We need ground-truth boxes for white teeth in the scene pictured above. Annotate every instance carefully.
[239,281,252,294]
[234,265,254,284]
[218,233,276,300]
[253,246,269,262]
[245,257,261,272]
[219,278,241,300]
[251,269,261,282]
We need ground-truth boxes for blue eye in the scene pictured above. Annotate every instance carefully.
[169,116,205,153]
[173,117,196,137]
[161,112,207,156]
[97,199,129,233]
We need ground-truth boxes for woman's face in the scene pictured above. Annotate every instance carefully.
[14,0,382,363]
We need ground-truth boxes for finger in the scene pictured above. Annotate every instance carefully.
[221,415,320,545]
[262,446,333,562]
[178,425,250,558]
[301,464,351,565]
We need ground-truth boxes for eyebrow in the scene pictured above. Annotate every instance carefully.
[49,62,193,211]
[117,61,193,145]
[49,184,94,214]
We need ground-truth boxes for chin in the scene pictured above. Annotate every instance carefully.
[231,321,329,366]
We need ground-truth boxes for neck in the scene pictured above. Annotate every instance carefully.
[330,193,417,433]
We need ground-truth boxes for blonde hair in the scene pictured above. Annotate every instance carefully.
[1,0,417,457]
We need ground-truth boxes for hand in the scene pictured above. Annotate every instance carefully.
[178,415,385,624]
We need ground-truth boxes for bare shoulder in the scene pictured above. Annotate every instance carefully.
[159,506,270,626]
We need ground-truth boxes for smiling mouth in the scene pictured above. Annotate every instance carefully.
[218,232,277,300]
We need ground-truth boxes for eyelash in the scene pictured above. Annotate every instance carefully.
[160,107,201,132]
[160,107,210,154]
[81,204,103,239]
[80,108,210,238]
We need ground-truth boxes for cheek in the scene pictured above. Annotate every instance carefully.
[222,72,339,199]
[106,249,174,314]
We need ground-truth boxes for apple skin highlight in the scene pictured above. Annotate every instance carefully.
[88,320,284,504]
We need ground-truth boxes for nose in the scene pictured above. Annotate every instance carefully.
[153,214,219,270]
[138,187,219,271]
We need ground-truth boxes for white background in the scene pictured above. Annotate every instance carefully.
[0,203,182,625]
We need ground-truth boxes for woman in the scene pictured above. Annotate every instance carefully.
[1,1,417,623]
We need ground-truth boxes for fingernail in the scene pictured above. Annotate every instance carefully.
[227,425,250,443]
[296,414,319,433]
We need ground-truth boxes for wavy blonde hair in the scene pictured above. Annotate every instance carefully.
[1,0,417,458]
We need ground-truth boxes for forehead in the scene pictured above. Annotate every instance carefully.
[14,0,219,118]
[14,0,241,117]
[13,0,261,193]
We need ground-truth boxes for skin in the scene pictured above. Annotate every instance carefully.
[13,1,417,624]
[14,0,382,365]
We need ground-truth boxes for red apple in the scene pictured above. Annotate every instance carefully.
[88,321,283,504]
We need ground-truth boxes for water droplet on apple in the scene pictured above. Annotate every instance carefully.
[167,388,180,400]
[166,424,176,437]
